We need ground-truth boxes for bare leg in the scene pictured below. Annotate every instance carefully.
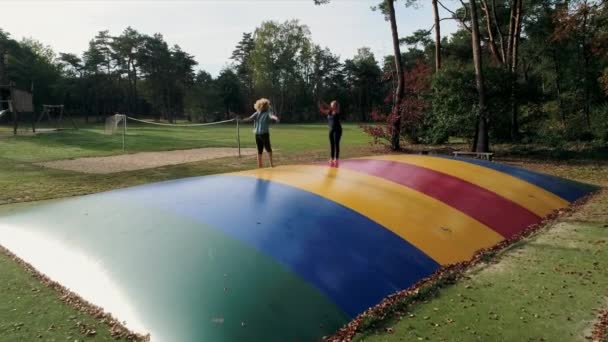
[268,152,274,168]
[257,154,263,168]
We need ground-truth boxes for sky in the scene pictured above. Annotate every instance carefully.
[1,0,461,76]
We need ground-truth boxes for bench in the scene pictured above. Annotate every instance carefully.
[452,151,494,161]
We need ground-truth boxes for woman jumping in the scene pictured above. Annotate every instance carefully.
[319,100,342,166]
[241,98,279,168]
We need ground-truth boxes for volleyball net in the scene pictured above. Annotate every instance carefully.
[105,114,241,155]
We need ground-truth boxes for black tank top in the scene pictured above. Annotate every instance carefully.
[327,110,341,130]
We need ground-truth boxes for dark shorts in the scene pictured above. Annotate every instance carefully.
[255,133,272,154]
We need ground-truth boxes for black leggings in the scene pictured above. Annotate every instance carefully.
[255,133,272,154]
[329,127,342,160]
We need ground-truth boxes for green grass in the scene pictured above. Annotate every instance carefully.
[355,162,608,342]
[1,123,371,162]
[0,246,126,342]
[0,123,372,204]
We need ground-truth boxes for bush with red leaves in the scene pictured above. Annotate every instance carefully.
[361,61,432,146]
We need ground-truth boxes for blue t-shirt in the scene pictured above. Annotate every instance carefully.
[251,110,272,135]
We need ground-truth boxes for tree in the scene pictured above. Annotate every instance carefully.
[57,53,86,121]
[553,0,606,130]
[312,46,348,112]
[250,20,313,119]
[508,0,524,140]
[432,0,442,71]
[470,0,490,152]
[343,48,383,121]
[216,68,242,119]
[58,53,83,78]
[111,27,145,115]
[167,45,197,120]
[82,36,114,120]
[20,38,56,65]
[386,0,406,150]
[448,0,524,140]
[362,60,432,144]
[0,30,7,85]
[231,32,256,110]
[0,30,13,118]
[315,0,405,150]
[138,33,167,116]
[185,70,222,122]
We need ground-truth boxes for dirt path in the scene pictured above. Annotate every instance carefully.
[36,147,257,174]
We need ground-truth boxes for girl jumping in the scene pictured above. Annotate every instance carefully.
[241,98,279,168]
[319,100,342,166]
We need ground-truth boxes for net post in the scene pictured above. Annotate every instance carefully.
[236,118,241,158]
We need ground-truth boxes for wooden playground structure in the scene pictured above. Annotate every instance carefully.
[0,82,76,135]
[0,82,35,135]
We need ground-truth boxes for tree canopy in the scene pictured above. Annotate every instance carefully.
[0,0,606,146]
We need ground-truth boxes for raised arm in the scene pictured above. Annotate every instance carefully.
[318,101,330,115]
[240,112,258,123]
[265,106,279,123]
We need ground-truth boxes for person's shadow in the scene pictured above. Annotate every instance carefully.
[254,177,269,203]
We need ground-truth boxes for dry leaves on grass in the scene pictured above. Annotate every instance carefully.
[0,245,149,342]
[324,193,597,342]
[590,309,608,342]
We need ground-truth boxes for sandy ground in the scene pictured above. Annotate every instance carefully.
[0,128,59,138]
[36,147,257,174]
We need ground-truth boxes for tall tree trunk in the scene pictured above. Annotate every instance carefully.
[583,47,592,129]
[481,0,504,65]
[432,0,442,71]
[581,7,592,130]
[491,0,507,63]
[0,47,8,118]
[552,48,566,127]
[511,0,523,70]
[133,76,138,117]
[510,0,523,141]
[359,87,365,122]
[387,0,404,151]
[0,47,6,85]
[470,0,490,152]
[506,0,517,68]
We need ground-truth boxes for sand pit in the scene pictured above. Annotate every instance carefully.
[37,147,257,174]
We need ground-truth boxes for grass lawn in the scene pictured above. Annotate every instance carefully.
[0,242,127,342]
[0,123,373,204]
[1,122,372,162]
[1,122,607,341]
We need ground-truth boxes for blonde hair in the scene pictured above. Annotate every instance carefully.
[254,98,271,112]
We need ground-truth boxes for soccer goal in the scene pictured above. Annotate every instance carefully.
[105,114,127,151]
[105,114,127,135]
